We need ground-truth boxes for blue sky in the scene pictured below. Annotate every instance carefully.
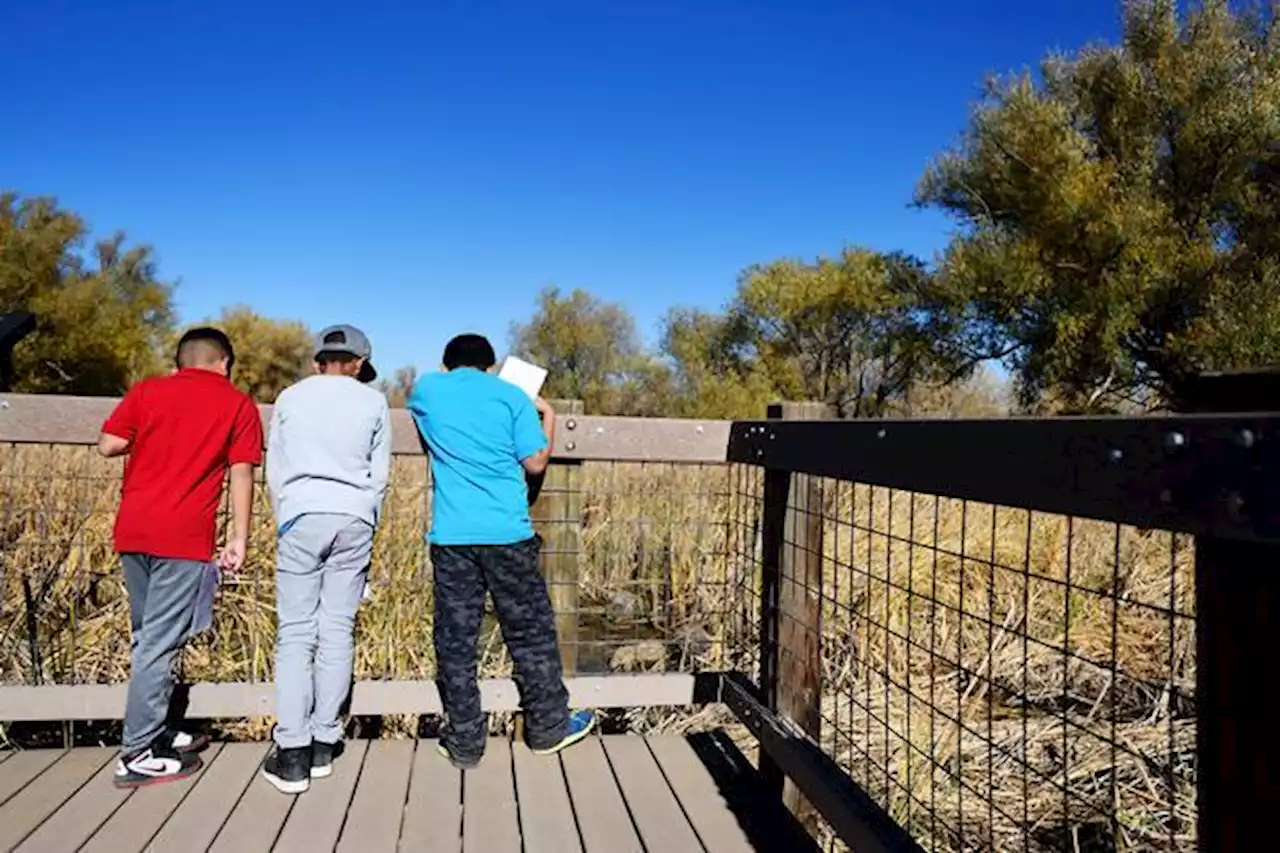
[1,0,1122,375]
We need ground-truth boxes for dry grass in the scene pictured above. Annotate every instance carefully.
[0,444,1195,851]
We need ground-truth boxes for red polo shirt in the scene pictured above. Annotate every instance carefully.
[103,368,264,561]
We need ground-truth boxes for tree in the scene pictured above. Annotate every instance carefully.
[509,286,662,414]
[205,306,312,403]
[0,193,174,395]
[378,365,419,408]
[722,249,967,417]
[917,0,1280,410]
[658,307,774,419]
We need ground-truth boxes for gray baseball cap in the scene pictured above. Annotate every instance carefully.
[315,324,377,383]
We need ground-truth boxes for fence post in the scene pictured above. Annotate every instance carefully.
[759,401,832,815]
[530,399,584,678]
[1179,371,1280,853]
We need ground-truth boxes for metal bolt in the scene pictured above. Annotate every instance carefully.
[565,441,576,452]
[565,418,577,431]
[1236,428,1256,449]
[695,425,704,434]
[876,428,887,439]
[595,426,604,435]
[0,400,8,410]
[1108,448,1124,463]
[1159,489,1174,505]
[1226,492,1246,519]
[1164,431,1186,450]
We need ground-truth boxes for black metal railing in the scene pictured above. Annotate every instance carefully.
[722,401,1280,853]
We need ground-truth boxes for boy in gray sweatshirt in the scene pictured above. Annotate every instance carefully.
[262,324,392,794]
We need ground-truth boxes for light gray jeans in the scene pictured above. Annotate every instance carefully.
[121,553,207,753]
[274,513,373,749]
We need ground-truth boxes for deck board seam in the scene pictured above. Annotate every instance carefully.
[78,781,137,851]
[556,753,590,853]
[507,737,526,848]
[641,736,710,853]
[391,740,417,849]
[127,743,226,852]
[333,731,376,848]
[597,736,650,852]
[204,744,272,851]
[0,749,65,809]
[10,748,115,851]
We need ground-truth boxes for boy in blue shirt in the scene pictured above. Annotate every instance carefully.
[407,333,594,767]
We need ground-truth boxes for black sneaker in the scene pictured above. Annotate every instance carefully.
[262,745,311,794]
[114,742,202,789]
[435,741,481,771]
[310,740,345,779]
[162,728,211,754]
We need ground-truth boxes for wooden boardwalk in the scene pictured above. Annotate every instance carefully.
[0,733,817,852]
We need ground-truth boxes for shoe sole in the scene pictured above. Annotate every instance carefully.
[113,760,203,789]
[262,769,310,794]
[310,764,333,779]
[531,717,597,756]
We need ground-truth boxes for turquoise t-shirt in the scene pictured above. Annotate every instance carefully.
[406,369,548,546]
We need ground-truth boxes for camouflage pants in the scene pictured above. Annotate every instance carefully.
[431,537,570,760]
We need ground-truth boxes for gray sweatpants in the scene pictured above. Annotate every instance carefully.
[121,553,206,753]
[274,513,373,749]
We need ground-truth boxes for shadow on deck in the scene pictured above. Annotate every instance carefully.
[0,731,818,852]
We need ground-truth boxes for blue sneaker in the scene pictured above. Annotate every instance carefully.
[530,710,596,756]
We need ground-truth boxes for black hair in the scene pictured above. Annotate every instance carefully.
[442,333,496,370]
[316,351,360,367]
[176,326,235,372]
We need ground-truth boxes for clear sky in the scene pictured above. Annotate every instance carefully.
[1,0,1123,375]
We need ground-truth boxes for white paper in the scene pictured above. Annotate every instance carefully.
[498,355,548,400]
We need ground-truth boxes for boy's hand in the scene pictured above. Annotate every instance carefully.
[533,397,555,418]
[218,537,247,577]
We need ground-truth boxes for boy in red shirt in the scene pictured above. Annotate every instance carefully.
[98,327,264,788]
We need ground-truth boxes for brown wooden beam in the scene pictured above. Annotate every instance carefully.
[0,393,731,463]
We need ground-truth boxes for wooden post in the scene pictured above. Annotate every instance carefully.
[530,400,584,678]
[1179,371,1280,853]
[758,401,832,817]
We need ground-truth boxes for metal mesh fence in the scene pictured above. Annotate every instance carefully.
[726,463,1196,852]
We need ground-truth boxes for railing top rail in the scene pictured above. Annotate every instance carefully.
[0,393,731,464]
[729,413,1280,542]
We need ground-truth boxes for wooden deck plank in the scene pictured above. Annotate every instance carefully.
[0,749,62,807]
[561,737,643,853]
[81,744,225,853]
[208,749,300,853]
[512,742,583,853]
[15,750,133,852]
[148,742,270,853]
[0,750,11,765]
[336,739,414,852]
[646,736,756,853]
[0,747,113,850]
[603,736,704,853]
[399,740,462,852]
[273,740,369,853]
[463,738,520,853]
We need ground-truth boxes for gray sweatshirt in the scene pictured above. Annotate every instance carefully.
[266,375,392,530]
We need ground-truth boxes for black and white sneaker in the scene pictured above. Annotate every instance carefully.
[310,740,345,779]
[163,729,211,754]
[114,743,202,789]
[262,745,311,794]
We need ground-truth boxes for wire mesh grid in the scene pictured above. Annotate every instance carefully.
[726,463,1196,852]
[0,444,733,690]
